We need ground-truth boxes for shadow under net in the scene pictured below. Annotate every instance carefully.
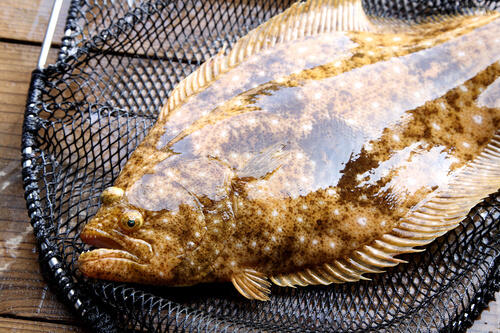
[22,0,500,332]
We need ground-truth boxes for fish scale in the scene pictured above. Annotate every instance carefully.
[78,0,500,301]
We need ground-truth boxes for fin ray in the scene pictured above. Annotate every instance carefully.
[231,269,271,301]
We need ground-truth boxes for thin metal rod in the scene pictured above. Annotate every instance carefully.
[37,0,64,70]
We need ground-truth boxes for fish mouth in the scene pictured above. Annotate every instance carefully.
[79,227,152,265]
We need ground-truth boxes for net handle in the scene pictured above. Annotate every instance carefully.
[38,0,65,69]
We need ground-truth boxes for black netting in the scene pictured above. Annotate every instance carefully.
[22,1,500,332]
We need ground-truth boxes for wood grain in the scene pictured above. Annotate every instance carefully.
[0,42,76,323]
[0,0,70,44]
[0,317,87,333]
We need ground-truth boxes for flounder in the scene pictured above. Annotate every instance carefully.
[78,0,500,300]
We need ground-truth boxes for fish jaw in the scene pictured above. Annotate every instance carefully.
[78,226,169,283]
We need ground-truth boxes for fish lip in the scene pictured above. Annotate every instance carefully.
[80,227,122,249]
[78,248,142,264]
[79,226,152,264]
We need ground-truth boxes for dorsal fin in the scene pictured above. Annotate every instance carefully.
[159,0,372,121]
[270,131,500,288]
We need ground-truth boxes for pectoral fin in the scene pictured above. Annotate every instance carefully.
[231,269,271,301]
[237,143,290,180]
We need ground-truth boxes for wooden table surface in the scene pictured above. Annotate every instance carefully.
[0,1,498,332]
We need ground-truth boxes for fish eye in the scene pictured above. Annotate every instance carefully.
[121,211,143,231]
[101,186,124,204]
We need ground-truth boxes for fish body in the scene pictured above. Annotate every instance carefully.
[79,0,500,300]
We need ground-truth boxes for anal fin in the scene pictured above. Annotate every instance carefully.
[231,269,271,301]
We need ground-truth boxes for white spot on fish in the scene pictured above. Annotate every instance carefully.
[473,115,482,124]
[381,220,386,227]
[271,236,277,242]
[213,219,220,224]
[190,261,195,266]
[302,123,312,131]
[327,189,336,196]
[236,243,242,248]
[296,152,304,159]
[264,246,271,252]
[187,241,195,248]
[432,123,441,130]
[272,210,279,217]
[334,209,340,215]
[365,36,373,42]
[302,204,308,210]
[460,85,468,92]
[334,61,342,67]
[194,232,200,238]
[463,142,470,148]
[360,194,368,201]
[367,50,375,56]
[220,130,228,138]
[159,272,164,277]
[297,216,303,223]
[166,170,175,178]
[257,210,262,216]
[356,174,363,182]
[165,235,171,241]
[312,239,319,245]
[314,92,322,100]
[276,77,286,84]
[393,36,401,42]
[277,227,283,233]
[357,217,367,226]
[318,200,325,205]
[329,241,335,248]
[231,261,236,266]
[364,143,373,152]
[251,241,257,247]
[299,236,305,243]
[231,223,236,228]
[392,134,400,142]
[439,102,446,110]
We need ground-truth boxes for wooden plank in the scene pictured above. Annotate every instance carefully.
[0,317,87,332]
[0,42,78,323]
[468,291,500,333]
[0,0,70,44]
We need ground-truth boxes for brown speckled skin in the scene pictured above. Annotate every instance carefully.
[79,12,500,288]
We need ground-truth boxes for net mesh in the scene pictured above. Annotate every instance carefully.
[22,1,500,332]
